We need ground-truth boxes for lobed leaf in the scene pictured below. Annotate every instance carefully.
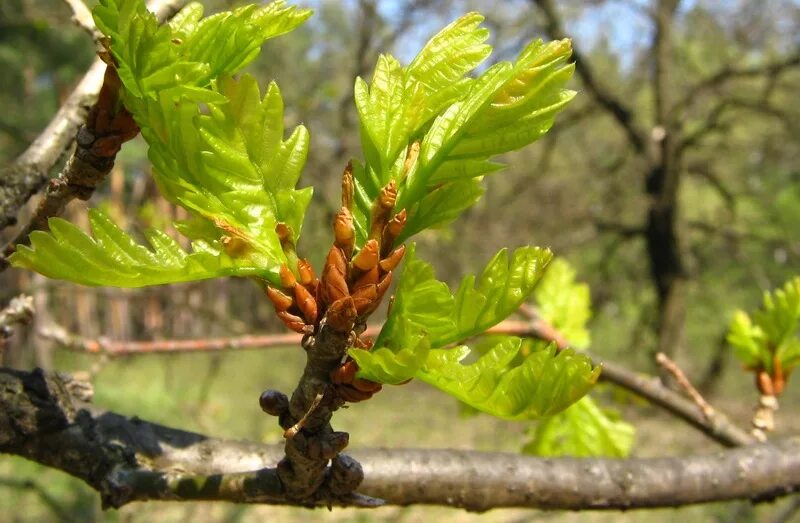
[354,244,593,418]
[374,243,552,350]
[9,209,269,287]
[351,12,575,246]
[94,0,311,100]
[727,277,800,372]
[522,395,635,457]
[533,258,591,348]
[418,339,599,420]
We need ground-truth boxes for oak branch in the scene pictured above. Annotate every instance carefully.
[1,368,798,512]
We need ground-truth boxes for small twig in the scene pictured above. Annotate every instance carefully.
[61,0,103,42]
[0,295,35,355]
[39,324,378,356]
[655,352,715,419]
[284,391,325,439]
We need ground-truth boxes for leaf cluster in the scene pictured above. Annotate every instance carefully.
[349,13,575,246]
[727,277,800,376]
[351,245,599,419]
[12,0,312,286]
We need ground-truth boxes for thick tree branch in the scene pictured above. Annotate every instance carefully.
[0,0,186,235]
[0,368,797,511]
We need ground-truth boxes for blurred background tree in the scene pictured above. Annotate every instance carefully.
[0,0,798,521]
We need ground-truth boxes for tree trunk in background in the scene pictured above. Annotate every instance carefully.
[648,0,684,359]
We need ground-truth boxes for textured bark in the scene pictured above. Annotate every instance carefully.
[272,321,370,505]
[1,368,798,511]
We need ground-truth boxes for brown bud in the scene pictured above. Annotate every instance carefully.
[265,286,293,311]
[379,245,406,273]
[351,377,382,393]
[279,265,297,289]
[336,385,373,403]
[293,283,318,324]
[297,259,315,285]
[358,271,393,318]
[333,208,355,259]
[773,356,785,396]
[275,223,297,260]
[351,284,378,315]
[381,209,407,253]
[756,370,774,396]
[321,246,350,305]
[277,310,306,333]
[352,265,379,292]
[331,359,359,385]
[352,239,380,271]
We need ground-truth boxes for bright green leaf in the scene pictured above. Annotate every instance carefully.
[9,209,271,287]
[523,395,635,457]
[534,258,591,348]
[418,339,599,420]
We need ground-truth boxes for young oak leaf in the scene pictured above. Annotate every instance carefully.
[350,13,574,248]
[350,243,598,420]
[94,0,311,100]
[13,1,313,288]
[522,395,634,457]
[417,339,599,420]
[533,258,592,349]
[727,276,800,374]
[9,209,268,287]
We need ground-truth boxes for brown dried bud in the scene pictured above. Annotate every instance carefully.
[259,389,289,416]
[401,141,420,180]
[326,296,357,333]
[377,181,397,210]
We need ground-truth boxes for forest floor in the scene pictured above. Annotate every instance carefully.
[1,344,798,523]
